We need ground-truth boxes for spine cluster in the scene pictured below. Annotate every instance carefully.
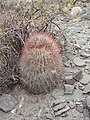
[19,32,63,94]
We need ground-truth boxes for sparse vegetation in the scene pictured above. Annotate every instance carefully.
[0,0,69,94]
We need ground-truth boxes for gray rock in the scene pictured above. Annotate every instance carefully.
[78,83,85,90]
[53,102,67,112]
[51,98,65,107]
[83,108,90,117]
[76,103,84,113]
[73,57,86,67]
[55,105,70,117]
[80,52,90,58]
[86,96,90,110]
[0,94,17,112]
[0,110,5,118]
[45,113,54,120]
[84,117,90,120]
[64,62,70,67]
[83,84,90,94]
[68,101,76,109]
[64,74,75,85]
[51,88,64,99]
[61,112,68,117]
[73,70,83,81]
[80,74,90,85]
[64,84,75,95]
[82,99,87,108]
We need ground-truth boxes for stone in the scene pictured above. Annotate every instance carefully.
[45,113,54,120]
[55,105,70,117]
[0,110,5,118]
[83,84,90,94]
[82,99,87,108]
[51,98,65,107]
[64,62,70,67]
[73,57,86,67]
[68,101,75,109]
[61,112,68,117]
[85,117,90,120]
[64,84,75,95]
[76,103,84,113]
[80,74,90,85]
[64,74,75,85]
[86,96,90,110]
[73,70,83,81]
[0,94,17,112]
[53,102,67,112]
[83,108,90,117]
[80,52,90,58]
[51,88,64,99]
[78,83,85,91]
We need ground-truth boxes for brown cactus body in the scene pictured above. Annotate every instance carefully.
[19,32,63,95]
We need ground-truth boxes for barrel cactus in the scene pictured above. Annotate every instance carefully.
[19,32,63,95]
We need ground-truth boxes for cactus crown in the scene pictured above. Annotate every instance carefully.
[19,32,63,95]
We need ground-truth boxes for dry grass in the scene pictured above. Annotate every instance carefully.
[0,0,67,94]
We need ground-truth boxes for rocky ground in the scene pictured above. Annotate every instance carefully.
[0,0,90,120]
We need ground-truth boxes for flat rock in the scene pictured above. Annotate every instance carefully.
[76,103,84,113]
[0,94,17,112]
[55,105,70,117]
[51,98,65,107]
[64,84,75,95]
[83,108,90,117]
[73,57,86,67]
[83,84,90,94]
[0,110,5,118]
[80,52,90,58]
[64,74,75,85]
[51,88,64,99]
[53,102,66,112]
[61,112,68,117]
[73,70,83,81]
[45,113,54,120]
[86,96,90,110]
[68,101,76,109]
[80,74,90,85]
